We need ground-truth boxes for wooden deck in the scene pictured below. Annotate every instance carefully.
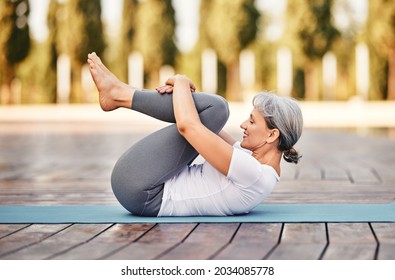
[0,121,394,260]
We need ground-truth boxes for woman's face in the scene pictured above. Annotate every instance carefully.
[240,108,273,151]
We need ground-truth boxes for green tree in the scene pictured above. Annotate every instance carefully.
[0,0,30,104]
[194,0,225,96]
[134,0,177,88]
[44,0,62,103]
[116,0,138,82]
[205,0,259,101]
[367,0,395,100]
[330,0,361,100]
[199,0,213,48]
[64,0,106,102]
[285,0,339,100]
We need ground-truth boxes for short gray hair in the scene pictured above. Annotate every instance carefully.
[253,91,303,164]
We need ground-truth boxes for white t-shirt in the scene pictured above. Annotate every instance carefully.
[157,141,280,216]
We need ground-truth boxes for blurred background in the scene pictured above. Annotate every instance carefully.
[0,0,394,109]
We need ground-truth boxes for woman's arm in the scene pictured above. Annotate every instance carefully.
[156,83,236,147]
[167,75,233,176]
[218,130,237,145]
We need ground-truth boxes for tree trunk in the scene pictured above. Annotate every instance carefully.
[226,61,242,101]
[304,61,319,100]
[148,69,160,90]
[387,48,395,100]
[337,66,349,100]
[71,63,82,103]
[0,63,15,104]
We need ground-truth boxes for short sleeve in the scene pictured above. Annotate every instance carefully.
[227,146,262,187]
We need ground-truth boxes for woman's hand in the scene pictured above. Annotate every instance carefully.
[155,74,196,94]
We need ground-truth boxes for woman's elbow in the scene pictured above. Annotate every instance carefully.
[176,120,198,136]
[176,122,187,135]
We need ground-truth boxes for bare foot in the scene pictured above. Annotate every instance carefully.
[87,52,134,111]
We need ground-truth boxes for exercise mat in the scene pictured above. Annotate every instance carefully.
[1,203,394,224]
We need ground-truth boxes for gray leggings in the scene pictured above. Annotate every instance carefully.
[111,90,230,216]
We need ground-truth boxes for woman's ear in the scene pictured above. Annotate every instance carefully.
[266,129,280,143]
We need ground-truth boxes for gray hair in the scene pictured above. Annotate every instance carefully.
[253,91,303,164]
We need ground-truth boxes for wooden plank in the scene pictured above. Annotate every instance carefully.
[347,166,381,184]
[374,163,395,184]
[269,190,395,204]
[9,162,56,181]
[2,224,110,260]
[159,223,240,260]
[270,181,395,204]
[0,224,30,239]
[52,224,155,260]
[279,163,297,180]
[105,223,196,260]
[0,165,28,180]
[323,223,377,260]
[0,224,68,258]
[323,166,350,181]
[0,181,110,194]
[267,223,327,260]
[213,223,282,260]
[1,126,395,261]
[296,164,323,181]
[371,223,395,260]
[0,181,115,205]
[33,165,76,182]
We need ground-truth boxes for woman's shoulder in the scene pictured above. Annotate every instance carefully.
[229,145,280,184]
[233,141,252,155]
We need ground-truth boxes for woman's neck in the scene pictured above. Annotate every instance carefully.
[253,149,282,176]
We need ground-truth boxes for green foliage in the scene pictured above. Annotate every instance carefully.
[203,0,259,100]
[284,0,339,100]
[0,0,30,65]
[66,0,105,65]
[42,0,61,102]
[293,68,306,99]
[47,0,58,70]
[205,0,259,65]
[254,41,278,94]
[175,47,201,89]
[44,0,104,74]
[115,0,138,81]
[198,0,212,48]
[133,0,177,86]
[367,0,395,99]
[0,0,31,103]
[299,0,340,59]
[18,41,55,103]
[57,0,106,102]
[285,0,339,60]
[196,0,227,96]
[367,0,395,55]
[121,0,138,55]
[4,0,395,104]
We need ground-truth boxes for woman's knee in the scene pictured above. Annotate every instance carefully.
[111,159,162,217]
[215,95,230,122]
[202,94,230,132]
[111,159,142,214]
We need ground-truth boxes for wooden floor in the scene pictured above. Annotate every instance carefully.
[0,122,394,260]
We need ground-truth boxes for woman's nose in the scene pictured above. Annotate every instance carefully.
[240,120,247,129]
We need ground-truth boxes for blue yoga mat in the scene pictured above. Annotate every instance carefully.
[0,203,394,223]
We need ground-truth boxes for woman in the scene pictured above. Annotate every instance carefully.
[87,52,303,217]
